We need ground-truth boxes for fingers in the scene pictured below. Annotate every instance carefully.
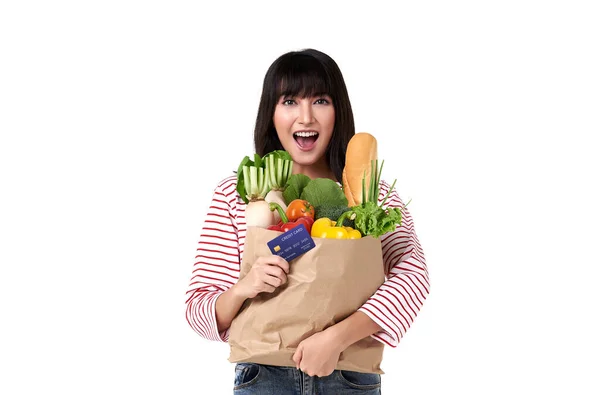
[255,256,289,289]
[262,265,287,287]
[245,255,290,296]
[261,284,276,294]
[256,255,290,274]
[292,345,303,369]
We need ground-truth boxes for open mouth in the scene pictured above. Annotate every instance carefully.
[293,130,319,151]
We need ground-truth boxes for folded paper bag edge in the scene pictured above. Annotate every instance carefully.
[228,339,385,374]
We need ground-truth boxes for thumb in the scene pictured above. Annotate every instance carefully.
[292,345,303,368]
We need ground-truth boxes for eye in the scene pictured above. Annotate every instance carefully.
[314,98,330,105]
[281,98,296,105]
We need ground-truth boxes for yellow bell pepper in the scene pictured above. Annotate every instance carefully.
[344,227,362,239]
[311,218,337,238]
[310,212,362,239]
[324,226,349,239]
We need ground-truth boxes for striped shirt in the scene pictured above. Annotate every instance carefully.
[185,174,430,347]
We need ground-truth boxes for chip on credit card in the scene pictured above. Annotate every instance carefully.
[266,224,316,262]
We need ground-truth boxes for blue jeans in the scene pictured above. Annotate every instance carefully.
[233,363,382,394]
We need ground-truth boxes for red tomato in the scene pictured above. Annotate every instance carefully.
[285,199,315,222]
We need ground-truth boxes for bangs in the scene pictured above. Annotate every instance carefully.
[274,54,332,99]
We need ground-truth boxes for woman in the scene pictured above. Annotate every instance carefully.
[185,48,430,394]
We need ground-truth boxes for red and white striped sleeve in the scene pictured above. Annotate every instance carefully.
[185,176,241,343]
[358,180,430,347]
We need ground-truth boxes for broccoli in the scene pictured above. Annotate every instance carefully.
[314,204,355,227]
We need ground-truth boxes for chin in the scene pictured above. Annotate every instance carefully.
[291,150,326,167]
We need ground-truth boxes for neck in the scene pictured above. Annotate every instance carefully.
[292,160,336,181]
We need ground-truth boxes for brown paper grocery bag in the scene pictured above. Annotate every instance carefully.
[228,226,386,374]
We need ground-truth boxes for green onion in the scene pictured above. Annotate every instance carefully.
[379,179,396,208]
[361,159,396,207]
[362,169,367,204]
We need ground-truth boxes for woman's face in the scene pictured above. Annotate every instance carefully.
[273,94,335,168]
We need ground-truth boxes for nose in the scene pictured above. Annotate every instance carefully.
[298,100,315,125]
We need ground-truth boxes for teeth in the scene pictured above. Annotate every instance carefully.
[294,131,318,137]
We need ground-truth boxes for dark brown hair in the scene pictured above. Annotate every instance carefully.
[253,48,355,182]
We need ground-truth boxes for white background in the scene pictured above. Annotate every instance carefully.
[1,1,599,394]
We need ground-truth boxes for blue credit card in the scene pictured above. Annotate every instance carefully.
[267,224,316,262]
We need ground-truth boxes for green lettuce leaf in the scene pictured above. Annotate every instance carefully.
[300,178,348,207]
[282,174,311,205]
[351,202,402,238]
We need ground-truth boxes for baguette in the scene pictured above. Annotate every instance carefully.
[342,132,378,207]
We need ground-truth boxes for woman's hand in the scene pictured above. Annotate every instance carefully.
[233,255,289,299]
[291,311,382,376]
[292,329,344,377]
